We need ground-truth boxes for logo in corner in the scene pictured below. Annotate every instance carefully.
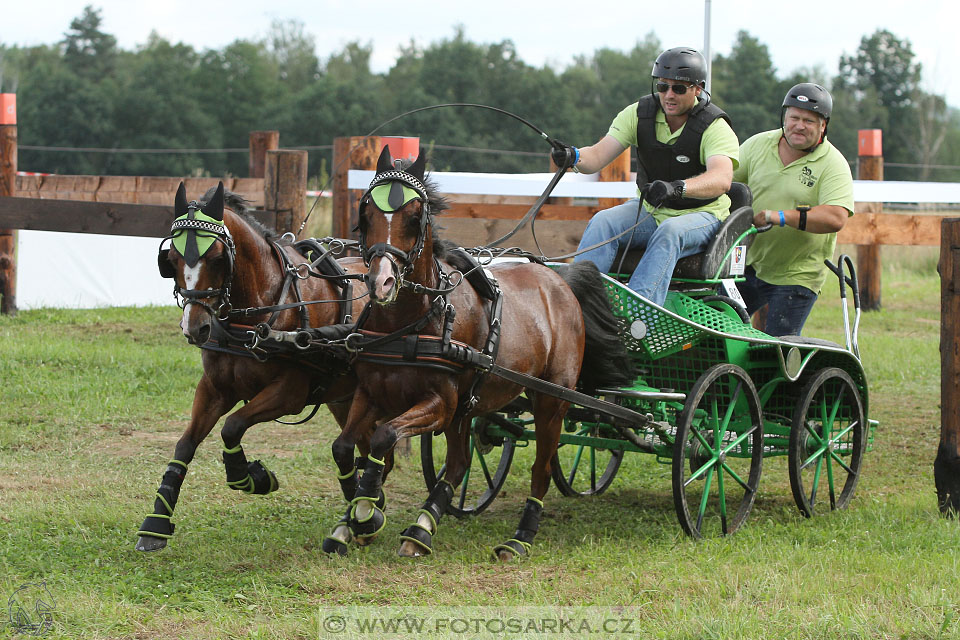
[8,581,56,636]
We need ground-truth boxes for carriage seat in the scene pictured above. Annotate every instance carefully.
[611,182,755,282]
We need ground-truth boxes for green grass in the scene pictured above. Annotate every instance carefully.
[1,256,958,639]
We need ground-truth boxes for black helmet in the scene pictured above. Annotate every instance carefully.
[652,47,707,87]
[782,83,832,121]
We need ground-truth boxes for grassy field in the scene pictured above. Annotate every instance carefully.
[1,249,957,639]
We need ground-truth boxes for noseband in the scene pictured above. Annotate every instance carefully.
[158,203,237,319]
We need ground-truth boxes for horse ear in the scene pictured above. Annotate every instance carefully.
[408,148,426,182]
[205,181,225,221]
[175,182,188,216]
[376,145,393,174]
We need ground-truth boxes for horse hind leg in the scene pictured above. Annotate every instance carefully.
[398,419,468,557]
[493,394,565,562]
[136,377,234,551]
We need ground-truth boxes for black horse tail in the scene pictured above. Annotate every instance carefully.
[556,261,635,391]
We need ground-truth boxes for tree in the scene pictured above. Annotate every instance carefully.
[712,31,780,140]
[836,29,922,178]
[61,5,117,81]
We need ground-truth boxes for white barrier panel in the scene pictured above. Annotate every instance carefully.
[17,231,175,309]
[348,170,960,204]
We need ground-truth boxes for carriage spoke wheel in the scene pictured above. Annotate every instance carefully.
[420,416,515,518]
[789,367,865,518]
[673,363,763,538]
[551,420,624,497]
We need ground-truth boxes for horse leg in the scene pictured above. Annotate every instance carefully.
[322,389,380,555]
[398,417,470,557]
[136,376,235,551]
[494,394,567,562]
[219,374,311,496]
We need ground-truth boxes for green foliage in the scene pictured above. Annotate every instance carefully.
[1,9,958,181]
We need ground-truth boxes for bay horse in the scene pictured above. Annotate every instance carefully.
[136,182,373,551]
[322,148,633,560]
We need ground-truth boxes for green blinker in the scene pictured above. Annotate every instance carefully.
[370,182,421,212]
[171,209,224,260]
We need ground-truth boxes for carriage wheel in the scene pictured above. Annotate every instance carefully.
[672,363,764,538]
[788,367,865,517]
[420,416,515,518]
[551,419,624,497]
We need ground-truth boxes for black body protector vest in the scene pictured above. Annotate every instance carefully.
[635,94,732,210]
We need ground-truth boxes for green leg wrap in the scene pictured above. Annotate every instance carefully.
[493,497,543,560]
[349,457,386,541]
[137,461,187,539]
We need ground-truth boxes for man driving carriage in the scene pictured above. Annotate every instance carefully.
[733,83,854,336]
[551,46,740,307]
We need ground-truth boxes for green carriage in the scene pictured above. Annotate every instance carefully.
[421,183,876,537]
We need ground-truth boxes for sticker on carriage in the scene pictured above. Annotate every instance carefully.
[729,244,746,275]
[720,278,746,308]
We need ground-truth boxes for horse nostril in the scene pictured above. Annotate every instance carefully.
[195,324,211,345]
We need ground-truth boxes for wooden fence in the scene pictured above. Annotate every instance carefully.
[0,125,306,314]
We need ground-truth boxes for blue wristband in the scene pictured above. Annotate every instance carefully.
[778,210,785,227]
[573,147,580,166]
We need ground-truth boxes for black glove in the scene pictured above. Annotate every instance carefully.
[645,180,685,208]
[550,141,578,170]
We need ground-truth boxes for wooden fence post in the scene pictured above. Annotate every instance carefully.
[857,129,883,310]
[249,131,279,179]
[597,148,632,211]
[936,217,960,513]
[0,93,17,315]
[331,136,381,238]
[264,149,308,236]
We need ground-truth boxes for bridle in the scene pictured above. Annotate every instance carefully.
[357,165,434,295]
[158,203,237,320]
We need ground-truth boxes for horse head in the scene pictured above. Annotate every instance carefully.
[357,146,435,305]
[158,181,236,345]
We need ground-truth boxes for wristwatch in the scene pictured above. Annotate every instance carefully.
[797,206,810,231]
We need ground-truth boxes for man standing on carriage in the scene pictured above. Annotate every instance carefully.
[552,46,740,307]
[732,83,854,336]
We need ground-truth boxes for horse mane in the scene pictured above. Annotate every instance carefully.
[199,185,282,243]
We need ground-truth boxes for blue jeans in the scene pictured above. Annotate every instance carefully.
[573,198,721,306]
[736,266,818,336]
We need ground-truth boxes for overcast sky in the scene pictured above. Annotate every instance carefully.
[2,1,958,109]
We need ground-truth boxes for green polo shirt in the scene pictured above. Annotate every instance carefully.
[607,100,740,223]
[733,129,854,294]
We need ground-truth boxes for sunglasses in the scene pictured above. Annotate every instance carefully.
[656,82,694,95]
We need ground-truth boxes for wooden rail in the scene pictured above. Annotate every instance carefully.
[0,129,303,314]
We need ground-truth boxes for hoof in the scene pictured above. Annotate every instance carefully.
[350,504,386,544]
[135,535,168,552]
[248,460,279,495]
[321,536,349,556]
[398,523,433,557]
[492,539,530,562]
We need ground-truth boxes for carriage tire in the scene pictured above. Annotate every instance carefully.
[701,295,751,324]
[788,367,866,518]
[420,416,515,518]
[551,427,623,497]
[672,363,764,538]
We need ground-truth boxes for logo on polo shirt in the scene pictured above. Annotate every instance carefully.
[799,166,816,187]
